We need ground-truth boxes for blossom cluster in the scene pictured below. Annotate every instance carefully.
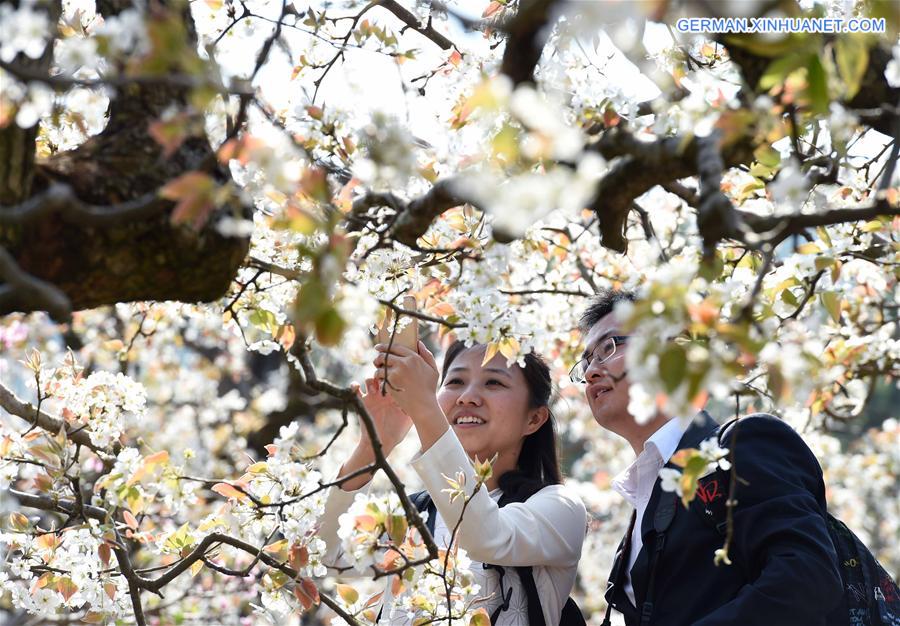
[42,362,147,448]
[335,490,483,625]
[0,519,132,620]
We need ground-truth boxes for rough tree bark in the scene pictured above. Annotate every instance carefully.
[0,0,250,319]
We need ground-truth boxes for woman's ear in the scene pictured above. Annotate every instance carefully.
[523,406,550,436]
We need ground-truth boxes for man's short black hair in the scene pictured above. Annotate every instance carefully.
[578,288,637,332]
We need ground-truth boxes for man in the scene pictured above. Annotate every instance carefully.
[575,289,842,626]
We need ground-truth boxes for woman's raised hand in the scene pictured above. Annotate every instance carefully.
[355,377,413,455]
[372,341,441,419]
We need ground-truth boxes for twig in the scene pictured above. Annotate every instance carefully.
[0,382,107,456]
[8,489,108,521]
[378,298,464,328]
[735,247,775,324]
[379,0,458,51]
[717,419,741,568]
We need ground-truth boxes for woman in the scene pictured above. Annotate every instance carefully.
[320,340,586,625]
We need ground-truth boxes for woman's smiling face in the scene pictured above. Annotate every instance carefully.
[437,345,544,465]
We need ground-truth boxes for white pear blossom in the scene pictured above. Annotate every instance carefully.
[885,43,900,87]
[0,2,50,63]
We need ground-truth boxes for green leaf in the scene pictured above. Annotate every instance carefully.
[659,343,687,393]
[806,55,829,114]
[248,308,278,334]
[768,365,785,400]
[470,609,491,626]
[725,32,811,59]
[386,514,407,546]
[748,164,775,180]
[698,253,725,282]
[781,288,799,307]
[491,123,520,162]
[679,455,709,506]
[753,145,782,168]
[860,219,884,233]
[267,569,290,590]
[814,256,836,271]
[737,176,772,202]
[759,53,810,90]
[294,279,327,326]
[336,583,359,605]
[315,307,346,346]
[821,291,842,323]
[834,34,869,99]
[164,522,195,552]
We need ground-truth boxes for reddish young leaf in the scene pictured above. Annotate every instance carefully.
[289,543,309,570]
[81,612,105,623]
[98,542,112,567]
[35,532,60,551]
[123,510,139,531]
[391,574,405,596]
[9,512,31,532]
[160,171,218,230]
[211,482,247,501]
[263,539,288,555]
[148,114,190,158]
[293,578,319,610]
[56,577,78,602]
[364,591,383,608]
[31,572,53,593]
[128,449,170,485]
[482,1,503,18]
[32,472,53,491]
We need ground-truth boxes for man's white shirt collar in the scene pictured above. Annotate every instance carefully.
[611,417,689,506]
[648,416,689,467]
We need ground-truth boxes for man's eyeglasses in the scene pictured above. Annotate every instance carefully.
[569,335,629,384]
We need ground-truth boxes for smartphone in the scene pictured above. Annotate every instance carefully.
[376,295,418,350]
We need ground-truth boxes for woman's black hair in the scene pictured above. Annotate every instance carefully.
[440,340,562,501]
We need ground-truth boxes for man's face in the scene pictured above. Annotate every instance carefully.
[581,312,631,433]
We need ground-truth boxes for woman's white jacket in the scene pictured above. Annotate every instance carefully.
[319,429,587,625]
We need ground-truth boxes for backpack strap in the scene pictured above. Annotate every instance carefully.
[560,597,588,626]
[515,566,547,626]
[639,489,677,626]
[409,489,437,537]
[493,489,547,625]
[482,563,515,624]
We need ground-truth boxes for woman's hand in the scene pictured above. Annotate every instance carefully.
[355,377,413,455]
[372,341,441,419]
[337,377,414,492]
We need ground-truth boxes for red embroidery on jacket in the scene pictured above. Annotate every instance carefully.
[696,479,723,504]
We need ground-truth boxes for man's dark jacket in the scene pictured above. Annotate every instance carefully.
[605,412,842,626]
